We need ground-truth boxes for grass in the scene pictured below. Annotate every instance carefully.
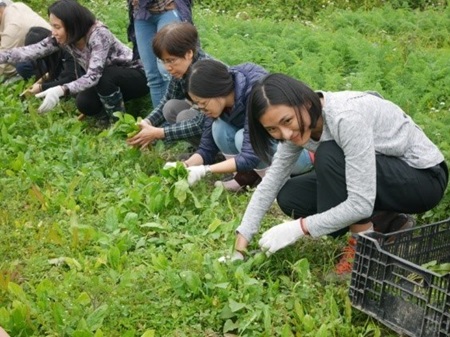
[1,1,449,336]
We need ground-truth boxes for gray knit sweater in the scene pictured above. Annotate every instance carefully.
[236,91,444,240]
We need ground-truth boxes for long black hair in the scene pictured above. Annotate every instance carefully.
[187,59,233,98]
[48,0,96,46]
[247,73,322,163]
[25,27,62,81]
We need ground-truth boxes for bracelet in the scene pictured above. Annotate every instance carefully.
[300,218,309,235]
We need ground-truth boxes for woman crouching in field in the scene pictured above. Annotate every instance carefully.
[168,59,314,191]
[0,0,148,122]
[225,74,448,277]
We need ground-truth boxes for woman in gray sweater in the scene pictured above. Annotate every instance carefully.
[226,73,448,276]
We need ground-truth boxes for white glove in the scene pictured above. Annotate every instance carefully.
[218,251,245,263]
[163,162,178,170]
[187,165,209,186]
[35,86,64,113]
[258,219,305,255]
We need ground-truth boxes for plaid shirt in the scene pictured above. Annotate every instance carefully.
[145,49,211,142]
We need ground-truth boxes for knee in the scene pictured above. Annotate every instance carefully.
[276,183,299,218]
[175,109,200,123]
[211,118,231,139]
[162,100,182,123]
[15,62,34,80]
[234,129,244,152]
[76,95,102,115]
[314,141,345,176]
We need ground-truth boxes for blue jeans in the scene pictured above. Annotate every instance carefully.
[212,118,314,173]
[134,10,180,108]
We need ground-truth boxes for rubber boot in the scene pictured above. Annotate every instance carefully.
[98,89,125,120]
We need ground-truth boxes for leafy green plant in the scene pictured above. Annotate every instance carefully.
[108,112,142,138]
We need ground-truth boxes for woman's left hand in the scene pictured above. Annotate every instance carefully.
[258,219,305,255]
[35,86,64,113]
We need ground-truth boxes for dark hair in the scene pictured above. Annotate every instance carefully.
[25,27,51,46]
[152,22,198,59]
[248,73,322,163]
[48,0,96,46]
[25,27,61,80]
[187,59,233,98]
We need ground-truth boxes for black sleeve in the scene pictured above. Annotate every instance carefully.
[41,51,78,91]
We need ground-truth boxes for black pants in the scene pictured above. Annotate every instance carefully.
[76,65,148,116]
[277,141,448,237]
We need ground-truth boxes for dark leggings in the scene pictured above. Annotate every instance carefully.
[76,65,148,116]
[277,141,448,237]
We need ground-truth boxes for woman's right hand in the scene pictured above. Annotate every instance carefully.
[29,83,42,94]
[218,233,248,263]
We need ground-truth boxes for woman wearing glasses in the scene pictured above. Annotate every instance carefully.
[129,0,193,108]
[127,22,212,149]
[166,59,314,191]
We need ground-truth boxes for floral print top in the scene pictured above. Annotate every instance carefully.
[0,22,143,94]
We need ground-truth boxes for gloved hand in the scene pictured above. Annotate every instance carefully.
[163,162,178,170]
[218,251,245,263]
[35,86,64,113]
[187,165,209,186]
[258,219,305,255]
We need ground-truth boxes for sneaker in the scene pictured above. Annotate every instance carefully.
[372,211,415,234]
[386,213,415,233]
[371,211,397,233]
[326,236,356,281]
[385,214,415,243]
[215,170,261,192]
[215,178,241,192]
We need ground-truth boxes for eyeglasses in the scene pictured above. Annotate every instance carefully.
[160,57,181,65]
[191,98,212,111]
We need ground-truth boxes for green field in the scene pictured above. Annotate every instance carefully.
[1,1,449,336]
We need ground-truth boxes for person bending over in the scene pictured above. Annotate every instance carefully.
[226,74,448,278]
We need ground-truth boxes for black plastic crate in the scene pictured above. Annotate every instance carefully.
[349,218,450,337]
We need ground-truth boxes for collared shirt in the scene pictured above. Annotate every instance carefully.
[145,49,211,142]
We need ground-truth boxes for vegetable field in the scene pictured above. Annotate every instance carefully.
[1,1,449,336]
